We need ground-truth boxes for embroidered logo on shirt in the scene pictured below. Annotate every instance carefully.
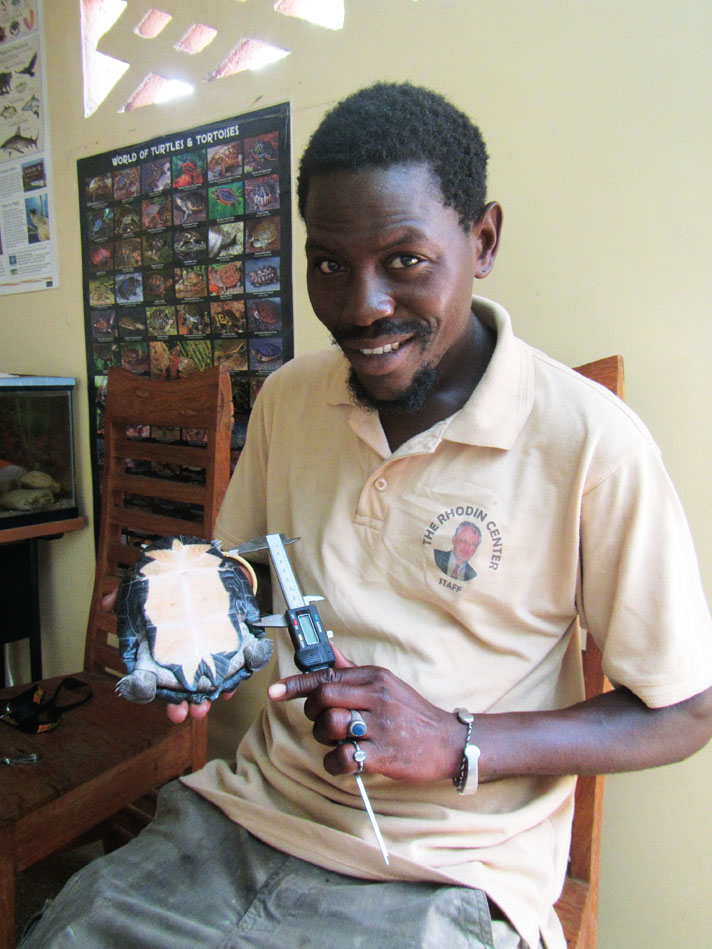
[422,505,503,592]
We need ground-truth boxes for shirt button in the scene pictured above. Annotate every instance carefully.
[374,477,388,491]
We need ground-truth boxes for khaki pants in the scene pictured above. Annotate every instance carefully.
[21,781,536,949]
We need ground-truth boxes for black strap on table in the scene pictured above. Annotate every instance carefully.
[1,676,93,733]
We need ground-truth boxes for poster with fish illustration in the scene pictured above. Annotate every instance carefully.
[0,0,57,294]
[77,104,292,530]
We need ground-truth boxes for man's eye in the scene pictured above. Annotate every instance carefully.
[317,259,343,274]
[389,254,421,270]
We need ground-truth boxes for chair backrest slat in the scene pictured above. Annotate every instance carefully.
[567,355,624,897]
[84,366,234,674]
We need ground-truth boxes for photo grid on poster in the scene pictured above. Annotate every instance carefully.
[77,104,292,531]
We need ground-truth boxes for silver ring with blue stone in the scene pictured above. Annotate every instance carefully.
[347,709,367,738]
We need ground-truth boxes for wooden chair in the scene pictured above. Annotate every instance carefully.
[0,365,234,948]
[554,355,624,948]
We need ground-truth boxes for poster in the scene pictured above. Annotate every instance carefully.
[0,0,58,294]
[77,104,292,525]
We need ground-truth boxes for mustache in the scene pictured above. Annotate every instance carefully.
[330,318,432,344]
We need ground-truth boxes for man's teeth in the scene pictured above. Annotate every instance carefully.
[359,340,401,356]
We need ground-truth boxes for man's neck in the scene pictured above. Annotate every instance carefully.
[380,316,496,452]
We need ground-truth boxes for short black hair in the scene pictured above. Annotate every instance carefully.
[297,82,489,229]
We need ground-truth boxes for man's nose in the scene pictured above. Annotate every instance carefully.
[342,271,395,326]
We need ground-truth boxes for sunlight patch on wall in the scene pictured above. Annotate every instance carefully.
[174,24,218,55]
[134,9,172,39]
[80,0,352,114]
[81,0,129,117]
[119,72,193,112]
[206,39,290,81]
[274,0,345,31]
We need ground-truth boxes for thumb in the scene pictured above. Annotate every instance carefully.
[330,642,356,669]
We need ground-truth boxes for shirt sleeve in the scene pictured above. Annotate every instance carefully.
[578,440,712,708]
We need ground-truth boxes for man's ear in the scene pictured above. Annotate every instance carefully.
[472,202,503,279]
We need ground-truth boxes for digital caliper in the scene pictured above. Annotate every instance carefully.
[230,533,389,864]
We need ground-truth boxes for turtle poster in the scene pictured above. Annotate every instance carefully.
[77,104,292,525]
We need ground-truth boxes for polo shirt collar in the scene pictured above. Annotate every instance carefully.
[325,296,533,455]
[442,296,533,450]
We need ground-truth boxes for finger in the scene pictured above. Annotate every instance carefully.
[166,700,189,723]
[102,588,118,612]
[268,666,339,702]
[330,642,356,669]
[303,683,375,724]
[312,705,359,745]
[189,699,211,719]
[323,740,369,776]
[221,689,236,702]
[269,664,375,704]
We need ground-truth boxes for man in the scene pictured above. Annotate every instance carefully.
[434,521,482,581]
[24,83,712,949]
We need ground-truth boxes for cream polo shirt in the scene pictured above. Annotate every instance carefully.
[184,296,712,949]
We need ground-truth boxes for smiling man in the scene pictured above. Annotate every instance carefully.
[23,83,712,949]
[302,160,499,451]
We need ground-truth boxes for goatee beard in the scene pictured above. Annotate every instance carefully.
[347,363,440,415]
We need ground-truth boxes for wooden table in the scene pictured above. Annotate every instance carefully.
[0,517,85,687]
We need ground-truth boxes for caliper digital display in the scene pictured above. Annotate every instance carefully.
[286,603,334,671]
[294,608,319,646]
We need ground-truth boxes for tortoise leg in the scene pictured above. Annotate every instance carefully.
[243,636,273,671]
[116,641,159,704]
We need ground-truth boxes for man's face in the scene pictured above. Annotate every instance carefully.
[303,163,493,408]
[452,525,480,564]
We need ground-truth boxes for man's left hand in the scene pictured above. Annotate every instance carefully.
[268,645,463,783]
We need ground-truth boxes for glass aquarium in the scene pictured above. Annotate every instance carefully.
[0,375,79,530]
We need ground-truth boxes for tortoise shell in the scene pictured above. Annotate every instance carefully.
[116,535,272,704]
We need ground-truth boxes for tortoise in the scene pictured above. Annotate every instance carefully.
[115,535,272,705]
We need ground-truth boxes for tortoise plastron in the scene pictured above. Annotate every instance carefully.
[116,536,272,704]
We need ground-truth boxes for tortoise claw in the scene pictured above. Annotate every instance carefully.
[116,670,157,704]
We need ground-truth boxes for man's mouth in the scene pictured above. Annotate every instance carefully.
[332,317,430,358]
[357,340,403,356]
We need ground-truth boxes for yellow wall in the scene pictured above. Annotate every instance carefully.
[2,1,710,945]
